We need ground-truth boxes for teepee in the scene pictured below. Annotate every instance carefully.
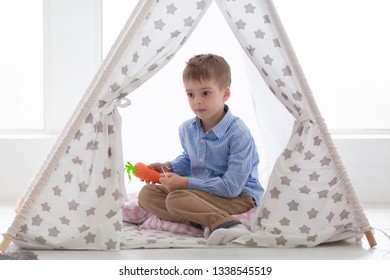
[1,0,376,251]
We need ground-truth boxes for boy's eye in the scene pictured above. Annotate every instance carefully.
[202,91,210,96]
[187,92,193,98]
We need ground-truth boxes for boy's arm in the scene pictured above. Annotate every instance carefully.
[169,152,191,176]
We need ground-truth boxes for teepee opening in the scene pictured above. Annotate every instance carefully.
[120,1,293,191]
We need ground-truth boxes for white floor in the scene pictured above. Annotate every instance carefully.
[1,201,389,260]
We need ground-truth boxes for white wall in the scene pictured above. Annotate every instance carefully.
[0,0,101,202]
[334,136,390,204]
[0,1,389,205]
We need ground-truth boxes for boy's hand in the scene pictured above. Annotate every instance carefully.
[148,162,172,173]
[160,172,188,192]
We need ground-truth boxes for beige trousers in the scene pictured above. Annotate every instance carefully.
[138,184,255,231]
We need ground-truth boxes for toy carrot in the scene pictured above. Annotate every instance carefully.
[125,162,161,184]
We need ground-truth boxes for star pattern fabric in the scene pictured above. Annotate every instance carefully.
[11,0,370,250]
[14,106,124,250]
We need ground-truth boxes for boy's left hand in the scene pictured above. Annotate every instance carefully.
[159,172,188,192]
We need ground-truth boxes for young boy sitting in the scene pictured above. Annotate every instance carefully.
[138,53,264,245]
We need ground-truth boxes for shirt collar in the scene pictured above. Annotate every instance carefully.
[193,105,234,139]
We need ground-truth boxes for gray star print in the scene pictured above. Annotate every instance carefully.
[166,3,177,15]
[299,185,311,194]
[112,189,122,201]
[79,224,90,233]
[84,232,96,244]
[320,156,331,166]
[261,207,271,219]
[289,164,301,173]
[106,209,117,219]
[326,212,335,222]
[31,215,43,226]
[183,16,195,27]
[86,207,96,216]
[280,176,291,186]
[270,187,281,199]
[317,190,328,199]
[304,150,315,160]
[68,200,79,211]
[309,171,320,181]
[329,177,338,187]
[331,193,343,203]
[282,149,292,159]
[96,186,106,197]
[79,181,89,192]
[105,239,117,250]
[72,156,83,165]
[64,171,73,183]
[41,202,51,212]
[154,19,165,30]
[142,36,151,47]
[244,3,256,13]
[85,113,93,124]
[263,54,273,65]
[48,227,60,237]
[275,235,287,246]
[307,235,317,242]
[282,65,292,76]
[60,216,70,225]
[74,130,83,140]
[299,225,311,234]
[102,167,111,179]
[132,52,139,63]
[279,217,290,226]
[287,200,299,211]
[121,65,128,75]
[235,19,246,30]
[113,221,122,232]
[339,209,350,220]
[307,208,318,219]
[254,29,265,39]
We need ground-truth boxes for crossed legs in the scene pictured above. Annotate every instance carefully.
[138,184,255,245]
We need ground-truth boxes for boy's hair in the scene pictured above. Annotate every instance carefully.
[183,54,231,89]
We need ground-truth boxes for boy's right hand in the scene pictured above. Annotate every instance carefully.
[148,162,172,173]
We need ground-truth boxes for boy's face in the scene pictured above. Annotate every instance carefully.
[184,78,230,128]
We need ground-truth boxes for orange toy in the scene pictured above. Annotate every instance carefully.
[125,162,161,184]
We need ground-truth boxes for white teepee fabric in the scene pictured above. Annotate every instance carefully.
[1,0,373,251]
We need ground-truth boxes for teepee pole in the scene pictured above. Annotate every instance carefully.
[0,234,12,252]
[365,230,377,248]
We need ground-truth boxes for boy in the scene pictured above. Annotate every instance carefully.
[138,54,264,245]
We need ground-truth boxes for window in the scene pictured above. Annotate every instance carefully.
[102,0,137,58]
[0,1,44,131]
[273,0,390,131]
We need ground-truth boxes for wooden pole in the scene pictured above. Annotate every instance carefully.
[365,230,377,248]
[0,234,13,252]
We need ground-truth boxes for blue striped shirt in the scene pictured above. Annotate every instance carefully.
[169,106,264,205]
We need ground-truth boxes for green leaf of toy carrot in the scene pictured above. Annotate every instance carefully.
[124,161,136,182]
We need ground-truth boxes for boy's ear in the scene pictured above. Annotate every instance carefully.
[223,87,231,101]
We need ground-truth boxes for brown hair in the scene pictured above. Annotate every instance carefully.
[183,54,231,89]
